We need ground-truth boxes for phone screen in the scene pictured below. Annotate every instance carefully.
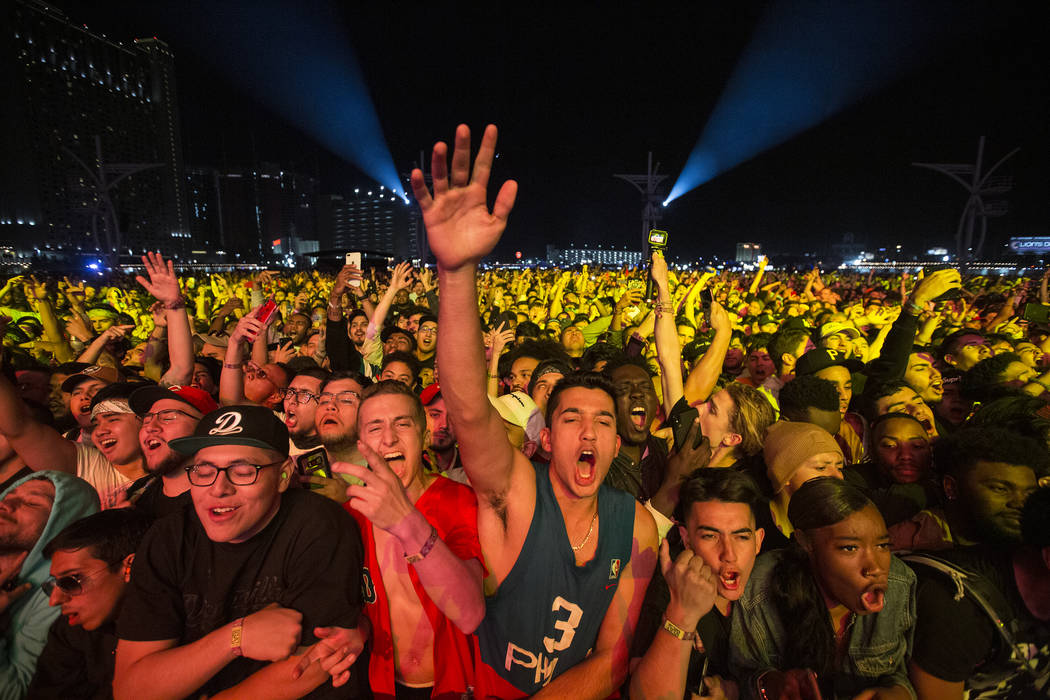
[345,252,362,287]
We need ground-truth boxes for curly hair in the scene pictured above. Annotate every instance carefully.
[933,426,1050,480]
[779,375,840,420]
[960,353,1023,401]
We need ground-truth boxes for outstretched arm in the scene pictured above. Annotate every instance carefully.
[412,125,531,576]
[136,253,193,387]
[651,251,684,414]
[368,262,412,340]
[683,301,731,405]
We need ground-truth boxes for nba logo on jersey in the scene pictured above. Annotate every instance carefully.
[608,559,621,580]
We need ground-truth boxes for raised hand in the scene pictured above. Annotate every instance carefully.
[410,124,518,272]
[101,324,135,342]
[708,300,731,334]
[135,252,182,305]
[332,440,416,534]
[660,538,717,630]
[389,261,413,291]
[490,324,516,357]
[911,268,961,308]
[231,310,268,345]
[24,275,49,302]
[271,340,297,364]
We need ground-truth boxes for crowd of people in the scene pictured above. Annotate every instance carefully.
[0,123,1048,699]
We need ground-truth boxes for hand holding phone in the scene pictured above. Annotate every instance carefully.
[345,252,362,287]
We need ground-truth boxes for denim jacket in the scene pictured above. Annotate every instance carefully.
[729,549,917,700]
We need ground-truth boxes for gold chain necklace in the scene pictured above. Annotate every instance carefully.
[571,511,599,552]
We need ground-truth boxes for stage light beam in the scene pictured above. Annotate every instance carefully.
[157,0,402,194]
[665,0,959,205]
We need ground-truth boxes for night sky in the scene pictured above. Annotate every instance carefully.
[51,1,1049,261]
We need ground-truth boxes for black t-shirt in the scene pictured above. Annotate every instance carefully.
[27,618,117,699]
[630,538,732,698]
[910,546,1050,698]
[117,488,366,698]
[130,476,190,521]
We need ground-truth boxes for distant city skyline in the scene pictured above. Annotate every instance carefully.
[6,0,1049,265]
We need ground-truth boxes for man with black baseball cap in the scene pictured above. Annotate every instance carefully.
[114,405,367,699]
[795,348,866,464]
[126,384,218,518]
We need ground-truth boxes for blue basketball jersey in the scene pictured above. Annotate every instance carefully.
[474,462,636,696]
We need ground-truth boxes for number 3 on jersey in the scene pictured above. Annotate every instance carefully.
[543,596,583,654]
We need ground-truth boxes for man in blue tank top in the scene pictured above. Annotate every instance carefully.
[410,123,659,699]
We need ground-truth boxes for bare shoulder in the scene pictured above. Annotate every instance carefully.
[631,500,659,556]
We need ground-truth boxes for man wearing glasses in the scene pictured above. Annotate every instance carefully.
[125,384,219,518]
[0,471,99,698]
[283,367,331,457]
[28,509,151,699]
[113,405,367,699]
[317,371,372,470]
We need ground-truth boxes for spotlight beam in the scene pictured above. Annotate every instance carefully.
[665,0,959,205]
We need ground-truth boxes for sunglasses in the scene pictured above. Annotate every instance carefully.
[41,564,114,597]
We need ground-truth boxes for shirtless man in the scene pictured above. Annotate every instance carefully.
[333,380,484,699]
[412,123,658,698]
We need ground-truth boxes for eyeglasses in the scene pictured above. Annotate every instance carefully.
[318,391,360,407]
[142,408,199,425]
[285,388,320,404]
[185,459,284,486]
[41,564,113,597]
[417,327,437,335]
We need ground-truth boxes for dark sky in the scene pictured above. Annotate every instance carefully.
[52,1,1049,261]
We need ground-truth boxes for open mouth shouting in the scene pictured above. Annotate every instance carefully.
[718,568,742,593]
[576,449,597,486]
[860,584,887,613]
[629,406,648,431]
[143,437,165,454]
[284,408,299,430]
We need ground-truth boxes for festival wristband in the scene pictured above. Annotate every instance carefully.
[405,525,439,564]
[660,613,696,641]
[231,617,245,657]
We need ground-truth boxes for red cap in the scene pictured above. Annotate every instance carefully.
[419,383,442,406]
[129,384,219,417]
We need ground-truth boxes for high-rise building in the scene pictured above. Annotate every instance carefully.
[317,188,419,259]
[735,242,762,263]
[546,245,642,266]
[185,163,319,263]
[0,0,189,262]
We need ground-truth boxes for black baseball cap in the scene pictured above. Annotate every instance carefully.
[794,349,864,377]
[169,405,289,457]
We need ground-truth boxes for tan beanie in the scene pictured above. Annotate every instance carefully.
[764,421,843,493]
